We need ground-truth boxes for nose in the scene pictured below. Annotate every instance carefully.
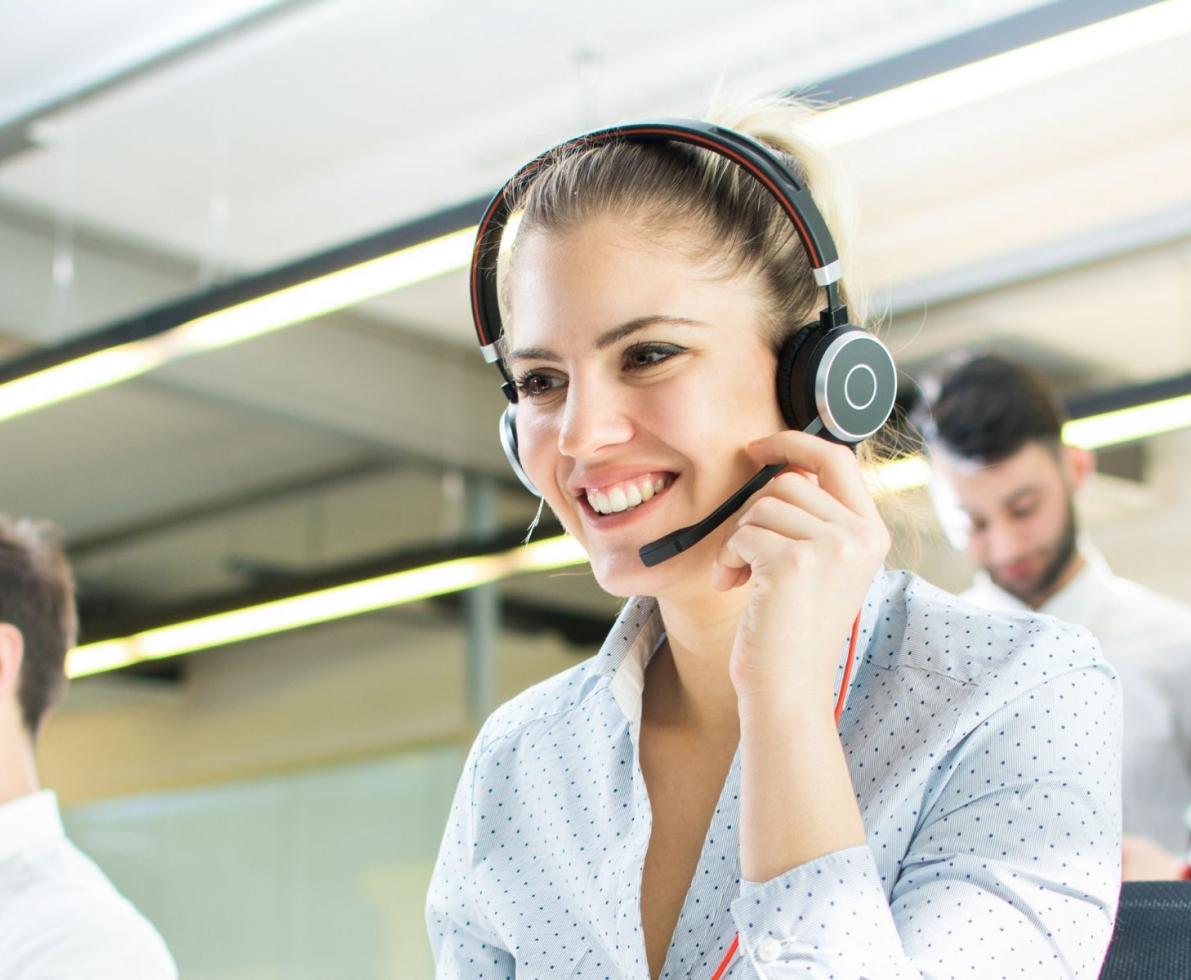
[556,376,633,459]
[984,519,1026,566]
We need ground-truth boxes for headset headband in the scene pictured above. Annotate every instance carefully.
[469,119,846,393]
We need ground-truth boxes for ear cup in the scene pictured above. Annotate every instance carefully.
[809,328,897,443]
[499,404,540,496]
[777,325,897,443]
[775,323,818,430]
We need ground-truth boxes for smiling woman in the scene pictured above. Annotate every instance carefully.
[426,95,1123,980]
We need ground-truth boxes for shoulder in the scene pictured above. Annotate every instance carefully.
[475,654,610,754]
[1104,573,1191,632]
[873,570,1108,690]
[0,839,176,978]
[869,572,1120,780]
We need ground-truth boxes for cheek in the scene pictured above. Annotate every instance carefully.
[966,533,987,561]
[515,409,559,488]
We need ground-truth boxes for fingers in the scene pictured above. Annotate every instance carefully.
[712,445,891,592]
[761,470,853,526]
[712,497,829,592]
[746,431,878,519]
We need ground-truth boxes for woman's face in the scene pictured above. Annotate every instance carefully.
[506,214,787,598]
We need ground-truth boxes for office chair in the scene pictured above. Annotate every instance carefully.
[1100,881,1191,979]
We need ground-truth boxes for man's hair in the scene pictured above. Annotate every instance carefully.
[0,516,77,737]
[921,353,1068,464]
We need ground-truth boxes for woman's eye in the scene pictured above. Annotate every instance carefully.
[513,371,563,399]
[624,343,684,370]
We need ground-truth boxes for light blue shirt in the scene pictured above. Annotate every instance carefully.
[427,569,1122,978]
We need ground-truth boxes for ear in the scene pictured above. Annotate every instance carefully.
[0,623,24,697]
[1062,443,1095,493]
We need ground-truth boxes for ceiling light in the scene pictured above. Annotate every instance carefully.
[0,227,476,424]
[66,532,588,678]
[807,0,1191,145]
[1063,392,1191,451]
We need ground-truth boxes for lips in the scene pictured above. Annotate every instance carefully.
[1000,560,1038,582]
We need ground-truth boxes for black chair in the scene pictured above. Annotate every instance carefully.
[1100,881,1191,979]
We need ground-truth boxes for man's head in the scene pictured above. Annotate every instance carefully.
[0,516,77,743]
[920,354,1093,607]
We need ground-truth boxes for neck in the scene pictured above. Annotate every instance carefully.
[0,721,39,806]
[1027,551,1086,610]
[648,585,749,738]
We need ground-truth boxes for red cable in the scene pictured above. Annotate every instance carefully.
[710,934,740,980]
[710,611,862,978]
[834,612,862,725]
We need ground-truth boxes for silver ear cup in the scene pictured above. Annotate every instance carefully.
[814,331,897,442]
[499,404,540,496]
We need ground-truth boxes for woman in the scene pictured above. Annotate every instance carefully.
[426,97,1121,979]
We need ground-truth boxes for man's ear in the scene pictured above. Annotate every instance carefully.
[1062,443,1095,493]
[0,624,23,698]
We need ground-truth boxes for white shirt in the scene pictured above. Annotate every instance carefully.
[0,790,177,980]
[427,569,1122,978]
[965,547,1191,852]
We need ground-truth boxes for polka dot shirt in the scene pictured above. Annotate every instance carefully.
[426,570,1122,978]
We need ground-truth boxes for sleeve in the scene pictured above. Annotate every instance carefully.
[425,723,515,980]
[727,660,1123,979]
[7,899,178,980]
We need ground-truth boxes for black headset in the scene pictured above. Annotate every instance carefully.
[470,119,897,565]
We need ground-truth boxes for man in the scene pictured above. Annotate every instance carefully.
[0,514,177,977]
[919,353,1191,880]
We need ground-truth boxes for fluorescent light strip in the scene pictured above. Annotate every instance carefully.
[1063,392,1191,450]
[807,0,1191,145]
[66,533,589,678]
[0,227,476,424]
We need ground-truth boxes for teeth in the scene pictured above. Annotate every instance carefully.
[585,475,671,515]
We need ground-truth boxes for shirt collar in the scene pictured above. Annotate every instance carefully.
[592,596,665,726]
[0,789,63,863]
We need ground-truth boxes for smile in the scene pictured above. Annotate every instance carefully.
[584,473,674,515]
[574,472,678,526]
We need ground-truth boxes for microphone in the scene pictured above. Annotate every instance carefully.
[638,418,822,567]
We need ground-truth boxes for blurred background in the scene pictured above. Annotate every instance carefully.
[0,0,1188,976]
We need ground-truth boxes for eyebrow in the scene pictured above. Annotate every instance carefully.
[1002,486,1041,509]
[505,315,705,365]
[960,485,1041,522]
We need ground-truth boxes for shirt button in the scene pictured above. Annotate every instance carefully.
[756,937,782,962]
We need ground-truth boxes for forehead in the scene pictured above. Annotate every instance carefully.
[503,216,763,350]
[933,441,1063,509]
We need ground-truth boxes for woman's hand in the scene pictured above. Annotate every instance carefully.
[712,430,891,711]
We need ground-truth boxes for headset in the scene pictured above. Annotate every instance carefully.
[470,119,897,568]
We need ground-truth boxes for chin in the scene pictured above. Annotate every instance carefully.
[585,534,721,600]
[586,549,659,598]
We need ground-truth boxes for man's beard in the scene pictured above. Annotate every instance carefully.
[991,502,1080,605]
